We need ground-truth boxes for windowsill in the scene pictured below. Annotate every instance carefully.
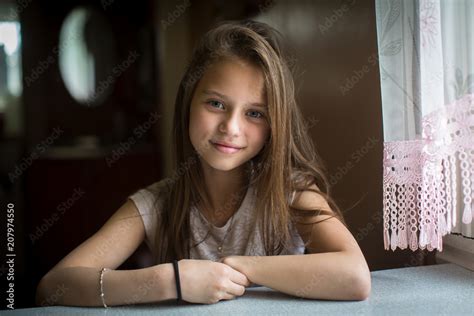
[436,234,474,271]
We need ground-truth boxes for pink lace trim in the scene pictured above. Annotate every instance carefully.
[383,93,474,251]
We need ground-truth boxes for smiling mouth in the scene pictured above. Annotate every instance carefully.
[210,141,243,154]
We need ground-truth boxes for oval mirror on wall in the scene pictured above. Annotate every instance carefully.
[59,6,117,107]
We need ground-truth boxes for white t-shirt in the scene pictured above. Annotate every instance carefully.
[128,178,306,262]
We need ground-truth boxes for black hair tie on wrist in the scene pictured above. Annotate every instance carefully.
[172,259,182,304]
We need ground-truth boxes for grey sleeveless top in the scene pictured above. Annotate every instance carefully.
[128,178,306,262]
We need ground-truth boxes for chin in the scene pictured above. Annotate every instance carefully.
[202,156,247,172]
[208,161,241,172]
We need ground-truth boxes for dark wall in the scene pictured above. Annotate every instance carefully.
[0,0,163,308]
[21,0,158,147]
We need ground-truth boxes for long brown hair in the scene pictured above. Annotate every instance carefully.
[152,19,347,264]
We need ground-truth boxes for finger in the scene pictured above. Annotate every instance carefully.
[225,281,246,297]
[221,292,236,301]
[228,269,251,287]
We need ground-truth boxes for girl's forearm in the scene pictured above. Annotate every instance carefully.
[229,252,371,301]
[36,264,177,306]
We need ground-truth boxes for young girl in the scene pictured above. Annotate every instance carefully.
[36,19,371,307]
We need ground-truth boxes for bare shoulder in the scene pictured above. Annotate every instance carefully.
[291,183,335,217]
[290,184,360,255]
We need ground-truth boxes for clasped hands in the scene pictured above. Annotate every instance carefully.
[176,255,258,304]
[217,255,258,287]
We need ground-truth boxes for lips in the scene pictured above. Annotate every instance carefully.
[210,140,244,154]
[211,140,243,149]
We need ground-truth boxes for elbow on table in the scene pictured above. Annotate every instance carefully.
[302,266,371,301]
[351,269,371,301]
[35,271,58,307]
[35,274,49,306]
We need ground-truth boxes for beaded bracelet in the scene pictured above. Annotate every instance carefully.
[99,268,110,308]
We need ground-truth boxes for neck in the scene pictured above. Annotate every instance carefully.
[199,161,251,222]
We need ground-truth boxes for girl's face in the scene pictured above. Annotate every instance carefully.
[189,57,270,172]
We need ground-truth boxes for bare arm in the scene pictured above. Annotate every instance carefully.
[223,252,370,301]
[36,264,177,306]
[35,199,178,306]
[222,184,371,301]
[35,198,250,306]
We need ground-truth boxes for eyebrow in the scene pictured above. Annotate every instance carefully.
[202,89,267,109]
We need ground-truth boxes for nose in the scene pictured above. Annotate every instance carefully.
[219,111,242,136]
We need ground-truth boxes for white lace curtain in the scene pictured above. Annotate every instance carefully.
[375,0,474,252]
